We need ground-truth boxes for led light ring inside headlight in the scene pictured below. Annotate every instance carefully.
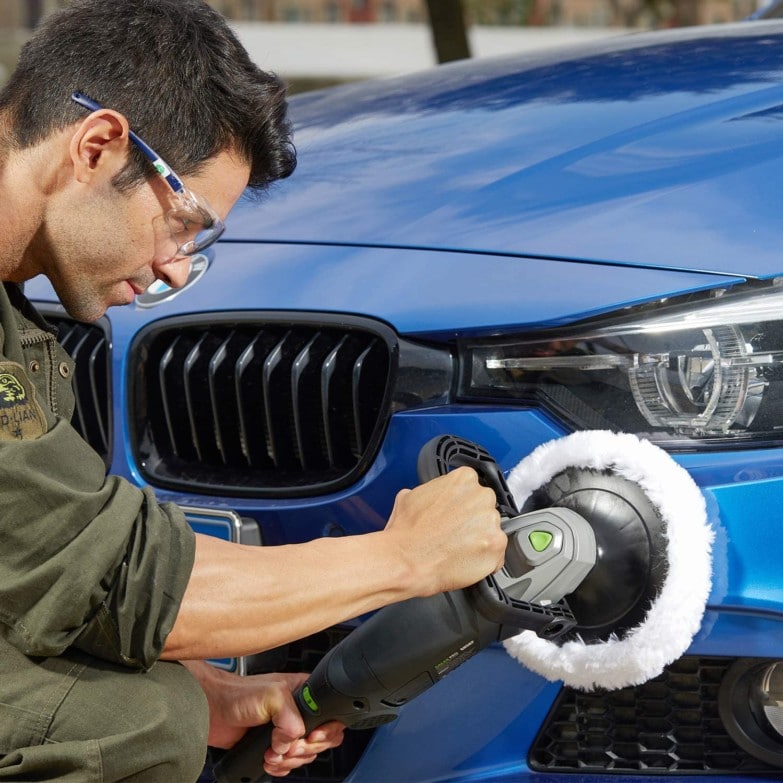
[459,285,783,446]
[628,324,763,435]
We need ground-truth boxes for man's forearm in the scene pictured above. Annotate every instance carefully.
[162,530,413,660]
[162,468,505,661]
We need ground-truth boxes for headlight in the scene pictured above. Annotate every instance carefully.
[457,284,783,448]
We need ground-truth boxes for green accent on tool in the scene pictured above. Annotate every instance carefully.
[529,530,553,552]
[302,685,319,713]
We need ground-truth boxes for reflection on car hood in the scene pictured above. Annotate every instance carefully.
[227,21,783,279]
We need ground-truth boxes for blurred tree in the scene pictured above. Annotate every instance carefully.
[425,0,471,62]
[27,1,43,28]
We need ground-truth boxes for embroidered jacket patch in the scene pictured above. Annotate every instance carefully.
[0,362,47,440]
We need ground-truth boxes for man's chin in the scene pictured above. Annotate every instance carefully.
[57,294,110,324]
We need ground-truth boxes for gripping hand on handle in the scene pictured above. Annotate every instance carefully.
[184,662,344,778]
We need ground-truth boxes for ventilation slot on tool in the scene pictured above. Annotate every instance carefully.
[131,314,396,496]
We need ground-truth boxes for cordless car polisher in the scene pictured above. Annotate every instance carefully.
[214,431,712,783]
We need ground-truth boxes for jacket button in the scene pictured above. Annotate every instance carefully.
[28,360,40,373]
[58,362,71,379]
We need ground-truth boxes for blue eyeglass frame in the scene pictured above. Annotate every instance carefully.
[69,90,226,259]
[70,91,187,194]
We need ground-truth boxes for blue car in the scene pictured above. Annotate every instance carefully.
[27,14,783,782]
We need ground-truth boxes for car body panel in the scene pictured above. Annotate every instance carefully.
[25,244,742,339]
[226,22,783,279]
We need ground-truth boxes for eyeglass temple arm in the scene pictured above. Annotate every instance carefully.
[70,91,186,194]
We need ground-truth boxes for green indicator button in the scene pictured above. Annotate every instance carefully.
[529,530,553,552]
[302,684,319,713]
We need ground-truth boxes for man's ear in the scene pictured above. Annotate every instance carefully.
[68,109,130,185]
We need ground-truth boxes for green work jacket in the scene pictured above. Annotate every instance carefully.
[0,282,195,670]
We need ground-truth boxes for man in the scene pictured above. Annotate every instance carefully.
[0,2,506,781]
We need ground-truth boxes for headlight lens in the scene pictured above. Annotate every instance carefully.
[458,285,783,448]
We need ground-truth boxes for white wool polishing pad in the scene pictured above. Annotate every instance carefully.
[503,430,713,691]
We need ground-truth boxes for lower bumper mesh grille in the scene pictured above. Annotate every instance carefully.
[530,656,777,774]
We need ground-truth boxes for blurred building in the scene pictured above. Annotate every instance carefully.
[0,0,762,28]
[207,0,760,24]
[206,0,762,24]
[0,0,764,88]
[213,0,425,22]
[552,0,759,26]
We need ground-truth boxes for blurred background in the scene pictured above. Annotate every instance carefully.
[0,0,771,92]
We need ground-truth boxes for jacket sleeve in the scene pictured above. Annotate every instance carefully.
[0,417,195,670]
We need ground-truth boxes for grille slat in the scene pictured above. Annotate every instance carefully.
[291,333,331,472]
[183,336,207,462]
[158,339,182,459]
[235,333,270,468]
[262,333,288,468]
[207,334,233,465]
[86,338,109,450]
[290,335,314,470]
[63,329,92,449]
[131,315,395,497]
[352,344,373,457]
[530,656,779,774]
[42,313,112,468]
[320,337,345,469]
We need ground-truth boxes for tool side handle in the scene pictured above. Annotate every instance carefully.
[417,435,518,517]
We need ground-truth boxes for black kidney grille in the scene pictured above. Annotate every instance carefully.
[530,656,777,774]
[48,315,112,466]
[132,316,396,496]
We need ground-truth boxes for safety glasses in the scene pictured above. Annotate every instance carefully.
[71,91,225,262]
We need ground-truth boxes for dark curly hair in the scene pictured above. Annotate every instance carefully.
[0,0,296,192]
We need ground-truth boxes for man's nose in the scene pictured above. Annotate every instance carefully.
[153,256,192,289]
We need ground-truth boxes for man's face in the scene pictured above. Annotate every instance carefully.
[44,149,250,323]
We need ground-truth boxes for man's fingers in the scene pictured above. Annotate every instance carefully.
[306,721,345,746]
[264,721,345,773]
[264,753,318,776]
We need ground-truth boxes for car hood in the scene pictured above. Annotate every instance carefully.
[226,20,783,279]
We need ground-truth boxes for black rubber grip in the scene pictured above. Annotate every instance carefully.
[212,722,274,783]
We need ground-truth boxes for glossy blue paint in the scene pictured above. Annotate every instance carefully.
[227,22,783,279]
[26,243,740,337]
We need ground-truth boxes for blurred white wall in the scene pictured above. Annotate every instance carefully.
[231,22,622,81]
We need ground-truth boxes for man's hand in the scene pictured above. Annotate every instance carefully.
[384,466,506,596]
[183,661,344,777]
